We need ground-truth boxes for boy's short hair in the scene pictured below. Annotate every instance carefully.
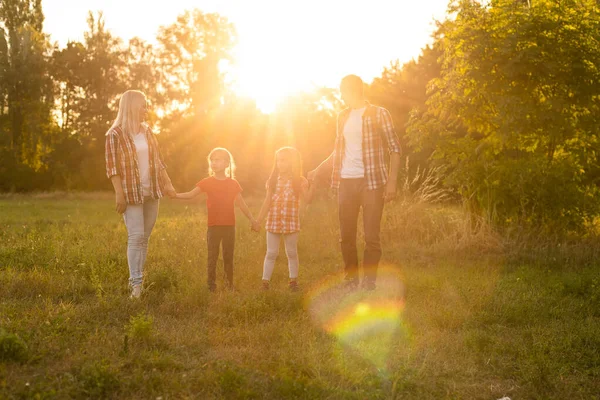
[341,75,364,96]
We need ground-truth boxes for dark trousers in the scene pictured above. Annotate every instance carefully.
[207,226,235,290]
[338,178,385,284]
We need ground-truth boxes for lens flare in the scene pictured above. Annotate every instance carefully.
[304,265,409,372]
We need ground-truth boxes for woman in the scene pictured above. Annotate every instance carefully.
[105,90,176,299]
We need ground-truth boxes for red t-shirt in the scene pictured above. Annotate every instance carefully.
[196,177,242,226]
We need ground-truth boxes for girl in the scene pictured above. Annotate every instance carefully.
[105,90,176,299]
[254,147,314,291]
[176,148,256,292]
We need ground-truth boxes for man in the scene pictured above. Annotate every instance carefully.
[308,75,401,290]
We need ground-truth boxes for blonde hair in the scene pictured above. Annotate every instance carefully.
[207,148,236,179]
[108,90,147,136]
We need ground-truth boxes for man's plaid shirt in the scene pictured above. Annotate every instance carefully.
[331,102,402,190]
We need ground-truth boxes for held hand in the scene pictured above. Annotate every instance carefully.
[307,169,317,183]
[328,187,337,200]
[164,185,177,198]
[251,221,261,232]
[383,181,397,203]
[115,193,127,214]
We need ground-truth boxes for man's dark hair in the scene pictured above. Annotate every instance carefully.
[341,74,364,96]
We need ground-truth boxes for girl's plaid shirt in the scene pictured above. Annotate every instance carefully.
[266,177,307,234]
[105,125,167,204]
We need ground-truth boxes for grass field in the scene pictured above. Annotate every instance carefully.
[0,193,599,399]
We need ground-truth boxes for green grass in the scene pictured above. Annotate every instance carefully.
[0,193,598,399]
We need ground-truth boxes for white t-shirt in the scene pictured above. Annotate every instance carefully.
[133,132,151,196]
[341,107,366,179]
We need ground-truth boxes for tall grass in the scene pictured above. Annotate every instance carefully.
[0,193,598,399]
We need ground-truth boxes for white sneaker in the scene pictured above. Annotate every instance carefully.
[130,284,142,299]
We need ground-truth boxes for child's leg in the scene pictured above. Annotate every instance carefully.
[206,227,222,291]
[262,232,281,281]
[283,232,300,280]
[221,226,235,288]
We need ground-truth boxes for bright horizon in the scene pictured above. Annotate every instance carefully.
[43,0,449,112]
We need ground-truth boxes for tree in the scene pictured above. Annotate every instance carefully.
[50,41,86,134]
[0,0,54,169]
[76,12,125,141]
[369,44,442,168]
[151,9,238,190]
[407,0,600,232]
[155,9,237,118]
[124,37,160,111]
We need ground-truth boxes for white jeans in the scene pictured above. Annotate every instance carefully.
[123,198,159,287]
[262,232,300,280]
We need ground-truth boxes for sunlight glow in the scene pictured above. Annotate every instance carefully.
[226,1,448,113]
[305,266,408,372]
[355,303,371,316]
[43,0,449,113]
[230,41,320,113]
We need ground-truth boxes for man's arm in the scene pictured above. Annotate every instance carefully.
[380,108,402,155]
[308,151,334,184]
[385,153,401,203]
[380,108,402,202]
[309,111,343,186]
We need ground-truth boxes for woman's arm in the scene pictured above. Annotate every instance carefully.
[105,131,127,213]
[110,175,127,214]
[235,193,256,224]
[148,130,175,197]
[175,187,202,199]
[161,169,176,198]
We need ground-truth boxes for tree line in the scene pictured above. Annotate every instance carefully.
[2,0,600,233]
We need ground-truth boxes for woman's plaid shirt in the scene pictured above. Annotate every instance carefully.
[105,125,167,204]
[331,102,402,190]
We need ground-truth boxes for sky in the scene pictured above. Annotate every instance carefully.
[43,0,449,111]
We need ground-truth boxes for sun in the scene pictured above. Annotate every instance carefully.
[215,0,448,114]
[44,0,449,115]
[232,75,288,114]
[230,44,315,114]
[226,12,339,114]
